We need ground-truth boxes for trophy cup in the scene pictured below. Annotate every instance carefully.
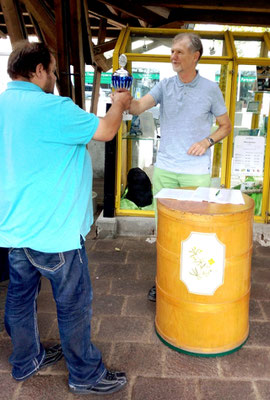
[112,54,133,116]
[112,54,133,91]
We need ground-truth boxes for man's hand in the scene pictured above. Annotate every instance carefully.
[93,89,132,142]
[111,89,132,111]
[187,138,210,156]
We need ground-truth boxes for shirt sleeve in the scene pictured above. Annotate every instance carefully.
[210,84,228,117]
[57,97,99,145]
[148,81,163,105]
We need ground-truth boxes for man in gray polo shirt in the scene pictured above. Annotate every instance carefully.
[129,32,231,302]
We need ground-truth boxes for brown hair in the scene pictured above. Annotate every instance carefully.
[7,40,52,80]
[173,33,203,62]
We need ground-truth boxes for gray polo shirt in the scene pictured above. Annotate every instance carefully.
[149,72,227,174]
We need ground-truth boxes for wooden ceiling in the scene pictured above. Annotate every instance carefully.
[1,0,270,42]
[1,0,269,110]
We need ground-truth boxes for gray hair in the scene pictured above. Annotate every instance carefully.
[172,33,203,62]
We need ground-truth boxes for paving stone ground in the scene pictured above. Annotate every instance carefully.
[0,230,270,400]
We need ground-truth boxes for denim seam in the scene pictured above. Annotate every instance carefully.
[77,249,83,264]
[69,368,107,388]
[33,279,41,355]
[24,249,65,272]
[14,351,45,381]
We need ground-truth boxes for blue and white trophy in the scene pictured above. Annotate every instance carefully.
[112,54,133,91]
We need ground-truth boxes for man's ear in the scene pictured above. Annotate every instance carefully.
[194,51,200,64]
[35,63,45,78]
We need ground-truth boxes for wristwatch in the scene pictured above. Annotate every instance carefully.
[206,137,215,147]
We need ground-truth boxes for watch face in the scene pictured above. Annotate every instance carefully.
[208,137,214,146]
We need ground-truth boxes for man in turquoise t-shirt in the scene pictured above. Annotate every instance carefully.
[0,40,131,395]
[129,33,232,302]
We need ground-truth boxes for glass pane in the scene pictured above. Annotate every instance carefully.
[197,64,228,188]
[230,65,270,216]
[234,40,262,57]
[130,36,172,54]
[201,38,225,56]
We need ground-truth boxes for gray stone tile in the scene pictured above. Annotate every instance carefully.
[0,339,12,372]
[111,279,154,296]
[253,245,270,258]
[251,253,270,269]
[93,238,124,251]
[255,380,270,400]
[137,263,156,280]
[252,267,270,283]
[18,375,70,400]
[91,277,111,295]
[260,300,270,320]
[37,291,57,314]
[122,237,155,251]
[91,262,138,280]
[0,373,20,400]
[37,312,58,341]
[198,379,257,400]
[126,249,157,266]
[44,319,60,341]
[131,376,199,400]
[92,294,124,316]
[249,299,264,320]
[84,238,97,252]
[89,250,128,264]
[164,348,220,378]
[97,316,152,342]
[40,277,52,292]
[123,296,156,319]
[110,342,164,376]
[219,348,270,378]
[250,283,270,300]
[247,321,270,347]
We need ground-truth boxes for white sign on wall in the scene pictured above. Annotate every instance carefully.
[232,135,265,176]
[180,232,225,296]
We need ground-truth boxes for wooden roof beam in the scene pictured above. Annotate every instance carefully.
[20,0,56,49]
[0,28,7,38]
[98,0,167,26]
[54,0,72,98]
[91,18,107,114]
[93,38,117,55]
[1,0,26,44]
[82,0,95,65]
[88,0,127,28]
[69,0,85,109]
[136,0,270,12]
[167,8,270,27]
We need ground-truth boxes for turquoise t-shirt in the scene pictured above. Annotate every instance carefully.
[0,81,99,252]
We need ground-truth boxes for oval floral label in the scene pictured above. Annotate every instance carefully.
[180,232,225,295]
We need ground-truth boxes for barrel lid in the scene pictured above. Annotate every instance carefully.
[158,192,254,216]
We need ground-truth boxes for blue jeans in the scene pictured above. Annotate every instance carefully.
[5,239,106,387]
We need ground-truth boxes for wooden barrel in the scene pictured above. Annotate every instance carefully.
[155,194,254,356]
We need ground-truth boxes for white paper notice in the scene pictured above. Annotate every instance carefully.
[192,187,245,205]
[154,187,245,205]
[154,188,197,201]
[232,135,265,176]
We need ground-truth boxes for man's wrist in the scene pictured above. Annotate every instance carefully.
[206,137,215,147]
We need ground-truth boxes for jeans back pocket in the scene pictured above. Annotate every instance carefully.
[24,248,65,272]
